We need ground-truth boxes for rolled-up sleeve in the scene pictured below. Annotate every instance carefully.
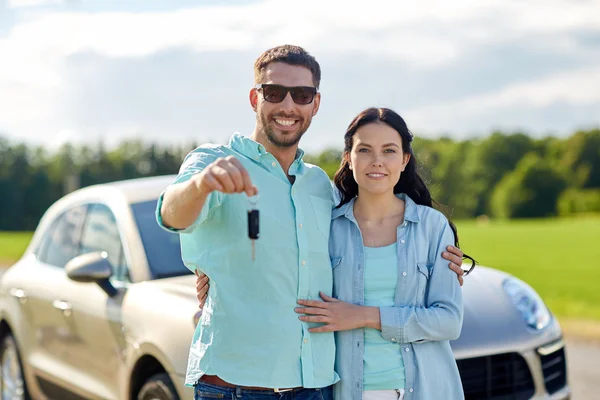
[379,221,464,343]
[156,149,223,234]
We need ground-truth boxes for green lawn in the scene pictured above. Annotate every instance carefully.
[456,216,600,321]
[1,216,599,322]
[0,231,34,265]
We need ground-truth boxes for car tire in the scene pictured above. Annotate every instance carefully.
[0,334,30,400]
[137,372,179,400]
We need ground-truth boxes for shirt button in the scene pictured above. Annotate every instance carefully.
[404,222,408,226]
[402,272,407,277]
[303,338,308,344]
[299,223,303,228]
[302,260,306,266]
[409,388,414,393]
[400,240,405,244]
[405,347,410,352]
[271,162,277,167]
[391,338,396,342]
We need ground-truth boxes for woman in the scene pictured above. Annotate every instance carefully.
[294,107,475,400]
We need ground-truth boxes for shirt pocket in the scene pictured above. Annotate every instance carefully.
[309,195,332,241]
[330,256,343,269]
[416,263,432,306]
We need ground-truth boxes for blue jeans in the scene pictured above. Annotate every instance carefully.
[194,381,333,400]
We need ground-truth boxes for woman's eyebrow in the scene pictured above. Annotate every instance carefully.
[355,143,400,148]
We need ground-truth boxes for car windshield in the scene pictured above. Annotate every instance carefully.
[130,199,191,279]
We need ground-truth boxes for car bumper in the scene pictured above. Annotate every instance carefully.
[455,334,570,399]
[523,338,570,399]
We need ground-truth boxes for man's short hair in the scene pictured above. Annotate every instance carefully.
[254,45,321,88]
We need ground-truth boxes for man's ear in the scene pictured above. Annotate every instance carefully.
[249,88,259,112]
[311,92,321,117]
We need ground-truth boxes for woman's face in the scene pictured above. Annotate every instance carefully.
[348,122,411,197]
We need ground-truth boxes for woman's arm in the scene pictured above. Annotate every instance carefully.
[296,222,464,342]
[379,221,463,343]
[296,294,381,332]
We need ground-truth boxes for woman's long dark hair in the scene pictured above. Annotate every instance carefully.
[333,107,476,274]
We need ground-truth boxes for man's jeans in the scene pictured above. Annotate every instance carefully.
[194,381,333,400]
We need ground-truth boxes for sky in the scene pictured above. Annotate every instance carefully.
[0,0,599,152]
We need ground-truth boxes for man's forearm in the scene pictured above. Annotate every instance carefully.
[161,176,210,230]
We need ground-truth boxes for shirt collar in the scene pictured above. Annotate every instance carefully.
[229,132,306,172]
[331,193,421,223]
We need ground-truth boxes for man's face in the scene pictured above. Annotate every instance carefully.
[251,62,321,148]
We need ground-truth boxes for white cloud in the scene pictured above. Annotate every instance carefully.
[0,0,599,147]
[3,0,599,80]
[415,66,600,111]
[404,66,600,135]
[7,0,60,8]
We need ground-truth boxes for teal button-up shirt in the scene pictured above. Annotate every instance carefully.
[156,133,339,389]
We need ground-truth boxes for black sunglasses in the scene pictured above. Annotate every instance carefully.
[256,84,317,105]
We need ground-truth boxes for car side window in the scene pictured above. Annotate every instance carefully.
[79,204,128,281]
[38,205,87,268]
[36,217,61,262]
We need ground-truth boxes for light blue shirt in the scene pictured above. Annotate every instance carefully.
[330,194,464,400]
[156,133,339,389]
[363,243,405,391]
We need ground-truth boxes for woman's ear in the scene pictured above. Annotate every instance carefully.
[402,153,411,171]
[344,152,352,170]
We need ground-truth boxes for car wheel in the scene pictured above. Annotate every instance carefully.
[0,334,29,400]
[137,373,179,400]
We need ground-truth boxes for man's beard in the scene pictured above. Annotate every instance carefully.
[258,112,311,148]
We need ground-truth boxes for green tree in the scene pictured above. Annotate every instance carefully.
[561,129,600,189]
[557,188,600,215]
[491,153,567,218]
[304,149,342,179]
[466,132,537,216]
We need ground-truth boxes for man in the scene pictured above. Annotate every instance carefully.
[158,45,466,400]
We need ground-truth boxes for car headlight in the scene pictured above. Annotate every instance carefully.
[503,278,551,330]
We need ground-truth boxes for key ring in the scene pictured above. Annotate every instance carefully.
[248,193,259,207]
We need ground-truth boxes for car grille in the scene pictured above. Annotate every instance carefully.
[457,352,535,400]
[540,347,567,394]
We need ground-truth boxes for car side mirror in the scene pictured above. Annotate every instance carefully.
[65,252,117,297]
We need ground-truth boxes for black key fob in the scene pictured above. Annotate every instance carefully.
[248,209,260,240]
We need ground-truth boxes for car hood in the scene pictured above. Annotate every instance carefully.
[142,269,563,359]
[451,266,562,359]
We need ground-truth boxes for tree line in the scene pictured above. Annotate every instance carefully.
[0,129,598,231]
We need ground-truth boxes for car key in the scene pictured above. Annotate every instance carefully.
[248,195,260,261]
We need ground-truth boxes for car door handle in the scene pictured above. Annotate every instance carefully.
[52,300,73,316]
[10,288,27,304]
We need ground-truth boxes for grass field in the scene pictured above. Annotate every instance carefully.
[456,216,600,322]
[0,231,33,265]
[1,216,599,322]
